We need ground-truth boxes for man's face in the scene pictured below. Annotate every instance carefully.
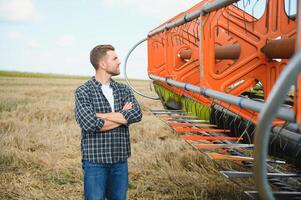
[102,50,121,76]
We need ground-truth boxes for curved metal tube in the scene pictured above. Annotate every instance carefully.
[124,38,160,100]
[254,50,301,200]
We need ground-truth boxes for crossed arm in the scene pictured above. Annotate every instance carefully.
[75,86,142,133]
[96,102,132,131]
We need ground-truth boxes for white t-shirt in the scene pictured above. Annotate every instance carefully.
[101,84,114,112]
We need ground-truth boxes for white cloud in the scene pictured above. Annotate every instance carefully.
[56,34,76,47]
[41,52,52,59]
[102,0,201,20]
[7,32,40,49]
[7,31,22,40]
[0,0,39,22]
[27,39,40,48]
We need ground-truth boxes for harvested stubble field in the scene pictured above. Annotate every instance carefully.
[0,75,248,199]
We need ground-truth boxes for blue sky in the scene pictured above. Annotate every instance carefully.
[0,0,202,79]
[0,0,297,79]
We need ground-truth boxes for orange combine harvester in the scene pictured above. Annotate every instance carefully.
[125,0,301,199]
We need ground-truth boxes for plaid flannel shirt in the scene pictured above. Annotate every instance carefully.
[74,77,142,164]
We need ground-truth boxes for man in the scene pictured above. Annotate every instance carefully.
[74,44,142,200]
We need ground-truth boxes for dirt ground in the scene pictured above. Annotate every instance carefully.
[0,77,246,199]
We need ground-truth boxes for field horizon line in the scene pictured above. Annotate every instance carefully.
[0,70,149,82]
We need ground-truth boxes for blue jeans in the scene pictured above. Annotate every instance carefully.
[82,160,128,200]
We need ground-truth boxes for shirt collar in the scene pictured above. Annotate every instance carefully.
[92,76,117,90]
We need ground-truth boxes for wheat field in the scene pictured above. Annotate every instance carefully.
[0,75,247,199]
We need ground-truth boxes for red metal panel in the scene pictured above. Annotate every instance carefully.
[148,0,297,124]
[183,135,242,141]
[176,127,230,133]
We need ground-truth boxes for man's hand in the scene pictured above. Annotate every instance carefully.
[123,102,133,110]
[96,102,132,119]
[96,102,133,131]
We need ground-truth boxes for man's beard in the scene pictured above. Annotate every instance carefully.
[108,69,120,76]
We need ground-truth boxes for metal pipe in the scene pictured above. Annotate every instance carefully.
[296,1,301,50]
[124,38,160,100]
[148,0,239,37]
[199,13,204,78]
[215,43,241,60]
[202,0,239,14]
[253,2,301,200]
[149,74,295,122]
[261,38,296,59]
[178,43,241,60]
[178,49,192,60]
[254,50,301,200]
[254,2,301,199]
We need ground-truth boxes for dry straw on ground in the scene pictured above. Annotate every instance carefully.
[0,77,248,199]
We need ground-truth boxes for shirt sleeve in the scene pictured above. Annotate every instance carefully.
[74,87,104,132]
[119,86,143,125]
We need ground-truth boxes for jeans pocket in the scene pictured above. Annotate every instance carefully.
[83,161,105,176]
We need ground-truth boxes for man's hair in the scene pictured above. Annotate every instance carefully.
[90,44,115,70]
